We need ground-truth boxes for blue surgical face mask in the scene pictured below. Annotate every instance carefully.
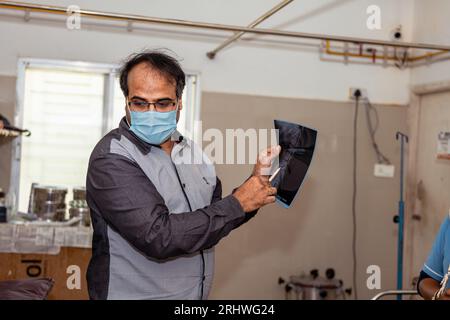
[128,105,178,145]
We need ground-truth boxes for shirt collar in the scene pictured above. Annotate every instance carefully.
[119,117,153,154]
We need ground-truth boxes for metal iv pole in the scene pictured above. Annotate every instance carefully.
[394,132,408,300]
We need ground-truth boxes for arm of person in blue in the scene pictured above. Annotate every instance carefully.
[417,214,450,300]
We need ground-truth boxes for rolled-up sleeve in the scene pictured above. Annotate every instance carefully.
[87,154,246,260]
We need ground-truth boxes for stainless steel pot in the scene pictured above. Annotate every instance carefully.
[68,199,91,227]
[280,269,349,300]
[73,187,86,201]
[30,185,68,221]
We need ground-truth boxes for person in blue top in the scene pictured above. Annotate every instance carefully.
[418,213,450,300]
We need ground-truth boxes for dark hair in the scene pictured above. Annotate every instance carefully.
[119,50,186,99]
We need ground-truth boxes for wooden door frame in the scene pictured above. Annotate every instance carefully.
[405,80,450,287]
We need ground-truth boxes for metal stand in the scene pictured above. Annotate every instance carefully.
[394,132,408,300]
[371,290,419,300]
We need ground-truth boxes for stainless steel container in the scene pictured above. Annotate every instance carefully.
[30,185,68,221]
[289,274,344,300]
[69,200,91,227]
[73,187,86,201]
[279,269,349,300]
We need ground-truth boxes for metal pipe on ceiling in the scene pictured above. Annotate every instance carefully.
[206,0,294,59]
[324,40,448,63]
[1,1,450,52]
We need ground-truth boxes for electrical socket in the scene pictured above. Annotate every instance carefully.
[374,164,395,178]
[349,87,368,100]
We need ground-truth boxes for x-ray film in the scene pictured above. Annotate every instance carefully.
[270,120,317,208]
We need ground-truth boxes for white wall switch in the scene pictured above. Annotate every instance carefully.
[374,164,395,178]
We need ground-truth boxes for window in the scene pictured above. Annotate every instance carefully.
[11,59,200,213]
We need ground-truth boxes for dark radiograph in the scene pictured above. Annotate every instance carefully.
[271,120,317,208]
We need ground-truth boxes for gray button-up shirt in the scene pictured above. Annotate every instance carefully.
[86,118,254,300]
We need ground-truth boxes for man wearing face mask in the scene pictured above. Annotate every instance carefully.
[86,50,280,300]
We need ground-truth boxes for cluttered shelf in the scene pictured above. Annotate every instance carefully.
[0,185,92,299]
[0,184,93,254]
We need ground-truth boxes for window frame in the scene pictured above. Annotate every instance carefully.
[10,58,201,212]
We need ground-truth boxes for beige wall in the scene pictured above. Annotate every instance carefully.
[202,91,408,300]
[0,75,15,194]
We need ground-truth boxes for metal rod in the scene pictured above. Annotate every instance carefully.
[395,132,408,300]
[206,0,294,59]
[1,1,450,52]
[325,40,449,63]
[371,290,419,300]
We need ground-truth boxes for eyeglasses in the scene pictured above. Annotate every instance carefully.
[127,99,178,112]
